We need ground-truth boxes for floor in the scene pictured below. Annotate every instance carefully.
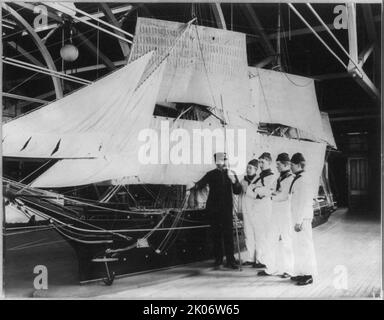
[3,208,382,299]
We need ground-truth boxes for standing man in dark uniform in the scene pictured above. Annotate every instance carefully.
[189,152,242,269]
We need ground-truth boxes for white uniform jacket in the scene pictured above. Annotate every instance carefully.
[290,170,317,277]
[265,170,295,275]
[239,175,259,262]
[289,170,313,225]
[248,169,275,265]
[273,170,295,216]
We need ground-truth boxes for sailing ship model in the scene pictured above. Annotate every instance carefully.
[3,18,336,285]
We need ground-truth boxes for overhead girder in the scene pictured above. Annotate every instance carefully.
[2,2,64,99]
[99,3,131,59]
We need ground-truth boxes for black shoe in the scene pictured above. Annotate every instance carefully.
[296,275,313,286]
[213,259,223,267]
[253,262,266,268]
[290,276,303,281]
[280,273,291,279]
[242,261,254,266]
[257,270,270,276]
[224,262,239,269]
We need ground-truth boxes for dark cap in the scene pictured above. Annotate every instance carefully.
[291,152,305,164]
[276,153,290,163]
[247,159,258,168]
[258,152,272,162]
[214,152,227,162]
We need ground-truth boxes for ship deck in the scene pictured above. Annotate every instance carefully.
[3,208,381,299]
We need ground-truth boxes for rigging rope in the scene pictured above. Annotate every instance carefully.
[194,24,220,119]
[18,160,53,184]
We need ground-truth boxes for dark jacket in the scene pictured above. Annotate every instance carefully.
[195,168,242,217]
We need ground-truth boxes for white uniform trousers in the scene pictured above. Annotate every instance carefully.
[252,198,273,266]
[292,219,317,277]
[265,201,294,275]
[243,210,257,262]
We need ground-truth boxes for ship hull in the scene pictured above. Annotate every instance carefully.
[5,182,333,284]
[8,193,245,284]
[69,224,216,283]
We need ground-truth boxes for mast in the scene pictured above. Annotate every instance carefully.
[276,3,282,71]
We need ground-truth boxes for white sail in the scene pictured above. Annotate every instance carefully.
[131,118,326,192]
[320,112,337,149]
[2,52,154,158]
[31,60,167,188]
[129,17,256,125]
[6,18,329,192]
[32,113,326,193]
[32,111,260,188]
[249,67,324,139]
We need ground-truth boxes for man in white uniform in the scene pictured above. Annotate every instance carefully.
[239,159,259,266]
[250,152,275,271]
[289,152,317,286]
[262,153,295,277]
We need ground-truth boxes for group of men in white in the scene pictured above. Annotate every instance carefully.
[239,152,317,286]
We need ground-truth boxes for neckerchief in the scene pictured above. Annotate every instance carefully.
[255,168,274,186]
[244,174,257,185]
[276,170,292,192]
[289,170,304,194]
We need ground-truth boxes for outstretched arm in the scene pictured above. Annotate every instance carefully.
[193,172,210,191]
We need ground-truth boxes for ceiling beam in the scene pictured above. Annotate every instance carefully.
[4,59,126,83]
[14,2,62,24]
[362,5,377,44]
[65,60,126,75]
[358,43,375,67]
[241,4,276,58]
[13,4,117,73]
[3,57,92,85]
[346,3,379,101]
[330,114,379,122]
[2,3,63,99]
[254,56,275,68]
[362,4,380,87]
[13,4,134,36]
[312,72,351,81]
[3,92,49,104]
[18,90,55,109]
[267,15,381,40]
[347,3,358,66]
[210,3,227,30]
[326,108,378,115]
[74,28,116,71]
[6,41,44,67]
[99,3,131,59]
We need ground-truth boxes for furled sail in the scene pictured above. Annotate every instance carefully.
[129,17,256,124]
[249,67,324,139]
[2,52,155,158]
